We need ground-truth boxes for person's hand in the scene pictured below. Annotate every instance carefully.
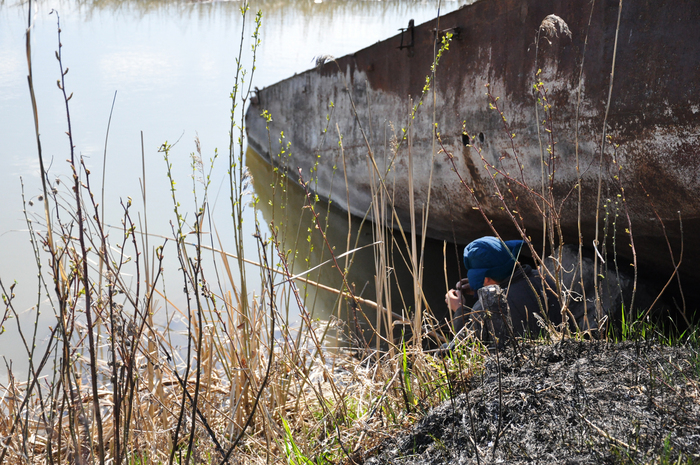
[445,289,463,312]
[454,278,474,296]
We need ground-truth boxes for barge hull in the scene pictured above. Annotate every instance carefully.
[246,0,700,282]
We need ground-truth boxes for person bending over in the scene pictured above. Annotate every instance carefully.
[445,236,562,344]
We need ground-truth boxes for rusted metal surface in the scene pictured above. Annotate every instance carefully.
[246,0,700,281]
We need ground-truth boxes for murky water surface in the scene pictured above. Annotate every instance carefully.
[0,0,461,377]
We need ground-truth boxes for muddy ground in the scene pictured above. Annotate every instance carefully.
[362,340,700,464]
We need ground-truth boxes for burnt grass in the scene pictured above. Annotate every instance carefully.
[363,340,700,464]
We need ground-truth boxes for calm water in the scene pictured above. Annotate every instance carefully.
[0,0,462,376]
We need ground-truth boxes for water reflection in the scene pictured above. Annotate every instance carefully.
[62,0,460,19]
[247,145,378,323]
[0,0,461,376]
[247,146,462,347]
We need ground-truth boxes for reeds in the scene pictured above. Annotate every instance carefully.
[0,3,492,464]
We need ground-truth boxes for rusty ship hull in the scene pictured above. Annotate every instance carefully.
[246,0,700,281]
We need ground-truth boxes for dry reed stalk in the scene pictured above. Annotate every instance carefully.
[407,104,421,348]
[593,0,624,327]
[364,122,392,355]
